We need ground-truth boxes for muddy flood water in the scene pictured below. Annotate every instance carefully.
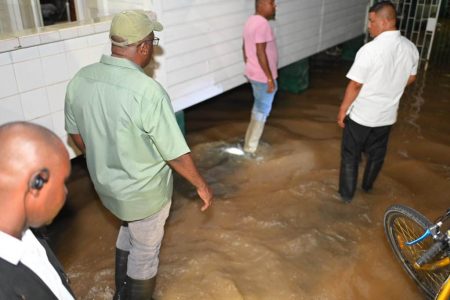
[49,56,449,300]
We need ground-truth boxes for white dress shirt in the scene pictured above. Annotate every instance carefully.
[0,229,74,300]
[346,30,419,127]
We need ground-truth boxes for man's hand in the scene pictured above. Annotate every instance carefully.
[256,42,275,93]
[267,79,275,93]
[167,153,214,212]
[242,41,247,63]
[337,80,363,128]
[337,110,347,128]
[197,183,213,212]
[69,133,86,153]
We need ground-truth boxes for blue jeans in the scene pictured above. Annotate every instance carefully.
[250,79,278,122]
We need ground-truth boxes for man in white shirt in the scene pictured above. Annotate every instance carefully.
[336,1,419,202]
[0,122,74,299]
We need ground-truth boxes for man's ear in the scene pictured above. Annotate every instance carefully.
[24,168,49,200]
[26,187,40,200]
[29,168,49,191]
[139,43,149,55]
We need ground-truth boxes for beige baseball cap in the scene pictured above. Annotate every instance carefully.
[110,10,163,47]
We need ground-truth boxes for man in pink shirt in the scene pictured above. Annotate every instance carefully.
[242,0,278,154]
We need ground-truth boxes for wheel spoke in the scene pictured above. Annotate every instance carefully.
[390,214,449,295]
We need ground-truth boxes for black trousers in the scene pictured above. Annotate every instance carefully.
[339,117,392,200]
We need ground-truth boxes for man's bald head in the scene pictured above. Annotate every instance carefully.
[0,122,70,236]
[0,122,68,187]
[0,121,62,145]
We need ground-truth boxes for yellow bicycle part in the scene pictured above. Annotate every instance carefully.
[436,276,450,300]
[415,258,450,271]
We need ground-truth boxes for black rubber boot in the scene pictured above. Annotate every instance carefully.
[362,159,384,192]
[361,122,391,192]
[339,161,358,202]
[113,248,129,300]
[124,276,156,300]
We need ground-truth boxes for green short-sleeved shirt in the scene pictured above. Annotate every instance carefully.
[65,55,190,221]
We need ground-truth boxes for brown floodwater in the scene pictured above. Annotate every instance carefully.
[49,54,449,300]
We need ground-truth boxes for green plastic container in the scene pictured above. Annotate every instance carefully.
[278,58,309,94]
[342,35,365,61]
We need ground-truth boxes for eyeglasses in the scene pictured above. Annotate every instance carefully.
[142,37,159,46]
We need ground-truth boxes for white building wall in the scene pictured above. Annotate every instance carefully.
[162,0,369,111]
[0,22,111,158]
[83,0,152,18]
[0,0,369,157]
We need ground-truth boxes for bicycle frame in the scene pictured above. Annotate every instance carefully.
[412,256,449,300]
[436,276,450,300]
[403,214,450,300]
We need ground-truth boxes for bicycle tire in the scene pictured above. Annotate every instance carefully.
[384,204,450,299]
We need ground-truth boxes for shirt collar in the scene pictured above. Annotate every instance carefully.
[375,30,401,40]
[0,229,30,265]
[100,55,145,74]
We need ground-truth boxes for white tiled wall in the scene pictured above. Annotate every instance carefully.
[0,28,111,158]
[1,0,370,158]
[14,59,45,92]
[0,95,24,123]
[0,64,18,97]
[20,88,50,120]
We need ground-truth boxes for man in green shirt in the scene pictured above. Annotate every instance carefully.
[65,10,213,300]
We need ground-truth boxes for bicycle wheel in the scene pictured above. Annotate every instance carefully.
[384,204,450,299]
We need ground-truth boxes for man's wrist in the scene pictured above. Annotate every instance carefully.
[195,179,208,190]
[339,105,348,113]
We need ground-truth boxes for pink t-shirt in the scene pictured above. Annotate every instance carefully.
[243,15,278,83]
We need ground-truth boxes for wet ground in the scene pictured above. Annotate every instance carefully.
[49,54,449,299]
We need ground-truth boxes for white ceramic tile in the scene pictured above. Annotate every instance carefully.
[94,21,111,33]
[103,44,111,56]
[0,37,20,52]
[20,88,50,120]
[40,31,61,44]
[89,45,106,63]
[13,59,45,92]
[64,36,88,51]
[11,46,40,63]
[46,81,68,112]
[0,95,25,124]
[87,32,109,46]
[18,34,41,47]
[30,115,53,131]
[59,27,79,40]
[0,64,19,98]
[39,41,65,57]
[93,15,113,23]
[46,22,74,30]
[51,111,66,136]
[0,52,12,66]
[66,48,96,78]
[78,24,95,36]
[42,54,69,85]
